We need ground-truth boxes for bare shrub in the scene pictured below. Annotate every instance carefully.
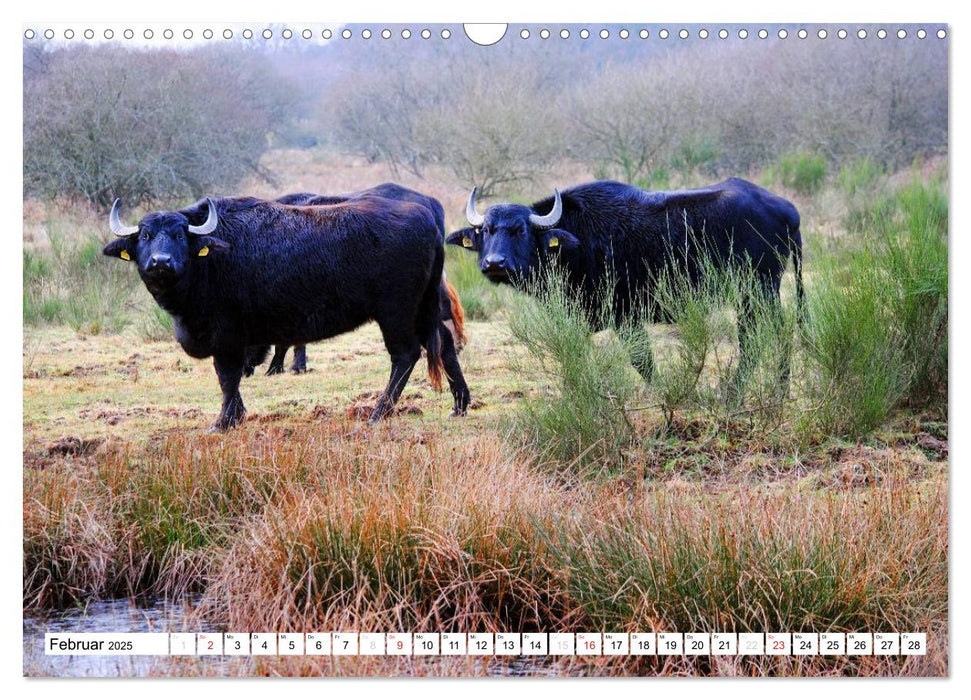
[416,67,566,196]
[24,45,297,206]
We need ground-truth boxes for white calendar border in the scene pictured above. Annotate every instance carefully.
[8,0,963,696]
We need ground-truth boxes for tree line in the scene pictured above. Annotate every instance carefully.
[24,35,947,205]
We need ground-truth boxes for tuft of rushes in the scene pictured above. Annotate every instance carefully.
[836,157,884,198]
[506,267,640,475]
[801,178,947,436]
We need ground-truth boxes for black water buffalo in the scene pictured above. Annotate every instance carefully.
[241,184,471,417]
[103,194,454,430]
[446,178,803,384]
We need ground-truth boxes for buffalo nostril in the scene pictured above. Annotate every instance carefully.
[148,254,173,270]
[483,255,507,269]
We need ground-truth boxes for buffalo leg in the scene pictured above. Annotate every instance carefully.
[243,345,270,377]
[440,323,471,416]
[370,339,421,423]
[266,345,288,375]
[290,345,308,373]
[768,295,792,396]
[731,280,788,404]
[209,352,247,432]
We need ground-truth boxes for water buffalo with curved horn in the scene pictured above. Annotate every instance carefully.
[104,194,453,430]
[447,179,804,386]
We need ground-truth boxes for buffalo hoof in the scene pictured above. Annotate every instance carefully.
[207,411,246,433]
[243,366,255,378]
[448,408,468,418]
[290,365,307,374]
[266,365,285,376]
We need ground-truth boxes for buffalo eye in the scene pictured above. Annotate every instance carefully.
[139,231,150,241]
[481,226,490,236]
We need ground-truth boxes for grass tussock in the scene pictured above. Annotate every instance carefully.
[507,269,640,473]
[802,178,947,436]
[445,247,512,322]
[552,485,947,635]
[23,236,136,335]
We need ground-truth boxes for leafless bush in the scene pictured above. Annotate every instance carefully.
[572,52,713,183]
[415,66,566,196]
[571,39,946,180]
[321,62,448,178]
[325,54,565,196]
[24,45,298,206]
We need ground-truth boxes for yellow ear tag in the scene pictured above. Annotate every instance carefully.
[120,250,131,261]
[198,246,209,257]
[462,236,474,248]
[548,236,560,248]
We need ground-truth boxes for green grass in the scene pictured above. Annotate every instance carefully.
[24,221,136,335]
[837,158,884,197]
[445,247,507,321]
[634,166,672,191]
[669,136,720,173]
[771,151,828,194]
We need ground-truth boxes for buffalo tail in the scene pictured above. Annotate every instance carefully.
[422,244,446,391]
[792,228,806,326]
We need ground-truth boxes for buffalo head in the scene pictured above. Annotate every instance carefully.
[102,198,229,293]
[446,187,579,284]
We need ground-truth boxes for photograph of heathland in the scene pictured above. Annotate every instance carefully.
[22,23,947,677]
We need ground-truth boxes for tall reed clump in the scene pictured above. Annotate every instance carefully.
[200,433,573,634]
[23,431,312,608]
[648,252,797,432]
[873,179,948,410]
[547,484,947,636]
[801,179,947,436]
[506,268,640,474]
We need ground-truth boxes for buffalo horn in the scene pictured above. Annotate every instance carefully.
[187,198,219,235]
[109,199,139,237]
[529,189,562,229]
[465,186,485,227]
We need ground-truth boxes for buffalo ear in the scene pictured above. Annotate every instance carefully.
[540,228,579,252]
[103,238,133,260]
[190,236,230,257]
[446,228,479,251]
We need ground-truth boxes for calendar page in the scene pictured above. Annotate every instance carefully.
[21,10,949,680]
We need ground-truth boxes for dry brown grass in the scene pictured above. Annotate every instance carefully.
[23,394,947,676]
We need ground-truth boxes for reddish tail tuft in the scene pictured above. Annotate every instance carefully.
[443,277,467,348]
